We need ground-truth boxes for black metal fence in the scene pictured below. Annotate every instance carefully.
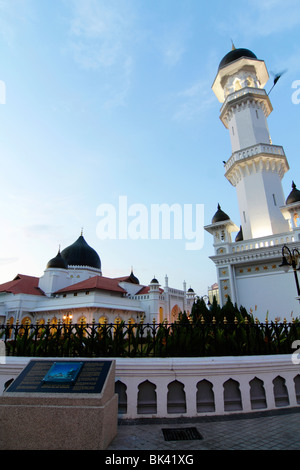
[1,318,300,358]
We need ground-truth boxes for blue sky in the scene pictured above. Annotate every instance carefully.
[0,0,300,296]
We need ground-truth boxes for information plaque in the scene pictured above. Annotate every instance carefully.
[42,362,83,384]
[6,360,113,394]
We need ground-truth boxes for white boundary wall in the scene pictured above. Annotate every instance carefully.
[1,355,299,419]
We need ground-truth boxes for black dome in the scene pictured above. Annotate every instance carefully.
[212,204,230,224]
[150,277,159,284]
[46,250,68,270]
[235,226,244,242]
[129,269,140,284]
[219,48,257,70]
[61,235,101,270]
[286,181,300,205]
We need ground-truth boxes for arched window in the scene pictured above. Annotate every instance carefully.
[223,379,242,411]
[159,307,164,323]
[249,377,267,409]
[171,305,180,322]
[246,76,255,87]
[294,375,300,404]
[167,380,186,414]
[273,376,289,407]
[197,380,215,412]
[137,380,157,414]
[115,381,127,414]
[234,79,242,91]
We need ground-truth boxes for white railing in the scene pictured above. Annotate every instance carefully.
[224,144,285,173]
[231,232,296,254]
[1,355,299,419]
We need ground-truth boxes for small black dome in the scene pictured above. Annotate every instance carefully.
[46,250,68,270]
[150,277,159,284]
[188,287,194,293]
[129,269,140,284]
[286,181,300,205]
[235,226,244,242]
[219,47,257,70]
[61,235,101,270]
[212,204,230,224]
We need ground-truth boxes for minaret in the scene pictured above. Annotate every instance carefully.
[212,46,289,240]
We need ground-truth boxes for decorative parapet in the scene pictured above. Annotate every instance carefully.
[220,87,273,125]
[224,143,289,186]
[1,356,299,419]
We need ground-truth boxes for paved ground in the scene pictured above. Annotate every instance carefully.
[107,407,300,451]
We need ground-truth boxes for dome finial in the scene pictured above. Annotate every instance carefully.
[231,39,236,51]
[81,227,84,236]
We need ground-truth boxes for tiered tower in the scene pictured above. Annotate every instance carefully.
[212,45,289,240]
[205,46,300,320]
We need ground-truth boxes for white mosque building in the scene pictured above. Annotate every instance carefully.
[205,45,300,322]
[0,232,196,327]
[1,45,299,327]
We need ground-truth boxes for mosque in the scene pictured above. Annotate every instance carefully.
[0,231,196,326]
[1,44,299,326]
[205,45,300,321]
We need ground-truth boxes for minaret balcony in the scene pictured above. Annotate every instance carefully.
[220,87,273,126]
[224,143,289,186]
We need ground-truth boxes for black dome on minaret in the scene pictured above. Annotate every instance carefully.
[61,234,101,270]
[212,204,230,224]
[286,181,300,205]
[219,47,257,70]
[46,250,68,270]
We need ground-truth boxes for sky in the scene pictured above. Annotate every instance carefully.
[0,0,300,296]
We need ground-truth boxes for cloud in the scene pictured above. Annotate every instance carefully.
[158,25,187,67]
[0,0,35,47]
[217,0,300,40]
[65,0,136,108]
[172,79,216,122]
[66,0,134,69]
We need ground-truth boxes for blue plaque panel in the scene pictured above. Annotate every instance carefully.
[42,362,83,384]
[5,360,113,394]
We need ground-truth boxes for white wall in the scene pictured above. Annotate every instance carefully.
[1,355,299,419]
[236,271,300,321]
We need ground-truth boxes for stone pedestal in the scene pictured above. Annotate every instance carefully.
[0,360,118,450]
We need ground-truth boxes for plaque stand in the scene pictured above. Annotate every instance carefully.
[0,359,118,450]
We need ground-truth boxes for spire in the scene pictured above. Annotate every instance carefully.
[231,39,236,51]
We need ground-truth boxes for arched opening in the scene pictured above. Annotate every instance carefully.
[234,78,242,91]
[137,380,157,414]
[115,380,127,414]
[196,379,215,412]
[159,307,164,323]
[167,380,186,414]
[223,379,242,411]
[171,305,180,322]
[249,377,267,410]
[273,376,289,407]
[294,375,300,404]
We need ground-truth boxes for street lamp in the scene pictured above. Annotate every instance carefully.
[279,245,300,297]
[63,312,73,324]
